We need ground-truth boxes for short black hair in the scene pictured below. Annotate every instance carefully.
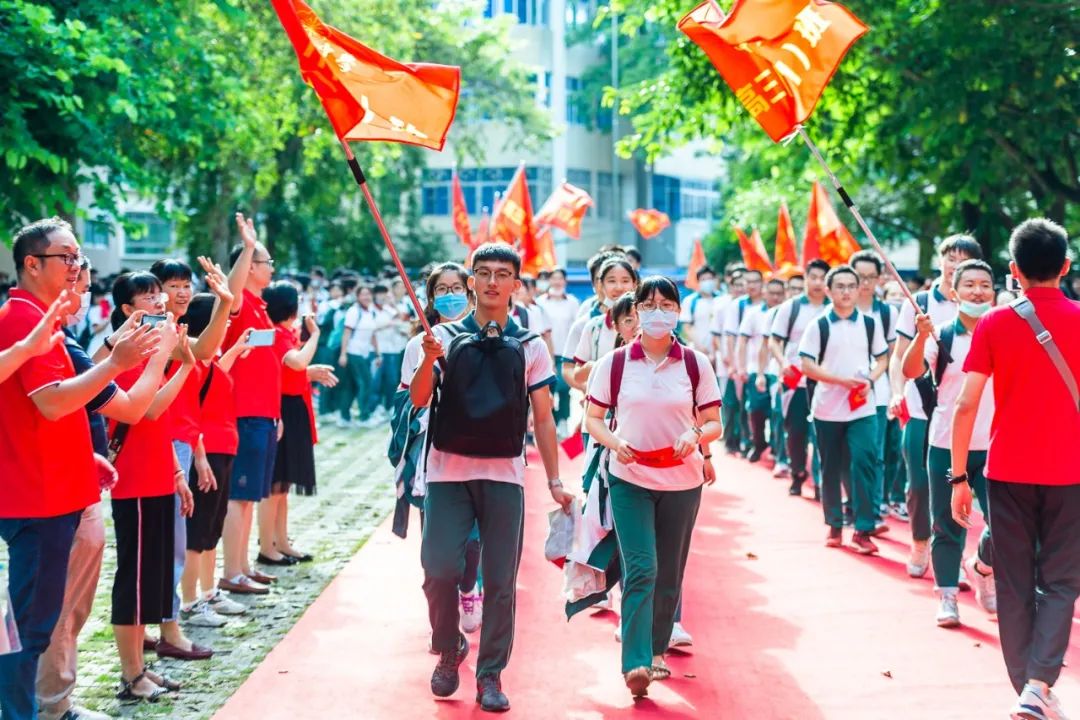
[372,283,389,296]
[848,249,883,274]
[110,271,163,330]
[825,265,858,289]
[182,293,216,336]
[548,266,567,280]
[938,233,983,260]
[806,259,831,276]
[766,278,786,290]
[953,259,994,287]
[634,276,680,307]
[787,273,805,284]
[610,292,637,348]
[696,265,717,281]
[599,256,639,285]
[588,250,623,281]
[150,258,193,284]
[742,269,764,281]
[519,273,536,290]
[12,217,74,276]
[471,243,521,276]
[624,247,643,264]
[1009,219,1069,282]
[263,280,299,324]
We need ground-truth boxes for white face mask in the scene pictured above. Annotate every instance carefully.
[638,308,679,339]
[698,279,717,295]
[67,292,91,328]
[536,280,550,294]
[960,300,993,318]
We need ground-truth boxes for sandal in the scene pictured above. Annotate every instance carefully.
[116,673,168,703]
[649,662,672,681]
[143,666,181,692]
[624,666,651,698]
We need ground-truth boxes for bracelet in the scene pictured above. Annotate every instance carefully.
[703,455,713,460]
[174,469,185,478]
[548,478,563,489]
[104,337,114,351]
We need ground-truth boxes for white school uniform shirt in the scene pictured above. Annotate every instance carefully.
[896,285,957,420]
[737,302,771,375]
[756,305,783,377]
[417,318,555,487]
[923,319,995,451]
[572,314,618,365]
[343,304,379,356]
[537,293,580,359]
[576,295,600,320]
[374,304,409,354]
[858,299,899,407]
[769,295,830,389]
[679,291,718,354]
[708,294,734,379]
[797,309,889,422]
[586,339,722,492]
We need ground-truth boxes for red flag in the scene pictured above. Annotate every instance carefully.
[735,225,774,273]
[491,166,538,265]
[685,238,707,290]
[535,182,593,240]
[678,0,868,142]
[629,209,671,240]
[774,201,800,276]
[465,208,490,265]
[801,180,860,266]
[451,168,471,247]
[522,227,557,277]
[271,0,461,151]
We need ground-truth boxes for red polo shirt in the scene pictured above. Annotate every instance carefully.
[199,360,239,455]
[0,289,98,518]
[964,287,1080,485]
[223,288,281,419]
[110,361,175,500]
[167,362,203,446]
[274,326,318,443]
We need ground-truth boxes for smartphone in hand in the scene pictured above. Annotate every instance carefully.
[247,329,275,347]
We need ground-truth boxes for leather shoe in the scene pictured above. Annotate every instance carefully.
[155,639,213,661]
[282,551,314,563]
[247,570,277,584]
[142,635,159,652]
[257,552,297,566]
[476,674,510,712]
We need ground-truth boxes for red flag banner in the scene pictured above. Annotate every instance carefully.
[629,209,671,240]
[522,227,557,277]
[492,165,539,264]
[801,179,860,267]
[685,238,707,290]
[451,168,472,247]
[678,0,868,142]
[271,0,461,151]
[774,201,800,277]
[735,225,774,273]
[535,182,593,240]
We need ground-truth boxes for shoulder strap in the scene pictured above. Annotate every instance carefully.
[785,300,802,346]
[1010,297,1080,411]
[816,316,831,364]
[738,297,746,325]
[609,346,627,408]
[684,348,701,403]
[878,300,892,340]
[514,304,530,329]
[198,364,215,406]
[863,314,875,363]
[916,291,929,315]
[934,326,955,385]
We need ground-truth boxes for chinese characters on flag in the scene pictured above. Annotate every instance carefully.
[774,201,801,277]
[802,179,860,266]
[451,168,471,247]
[734,225,774,273]
[629,209,672,239]
[684,238,708,290]
[490,165,555,274]
[535,182,593,240]
[270,0,460,150]
[678,0,868,141]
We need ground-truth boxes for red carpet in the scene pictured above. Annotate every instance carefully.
[214,450,1079,719]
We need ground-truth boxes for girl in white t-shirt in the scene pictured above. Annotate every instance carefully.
[571,256,639,389]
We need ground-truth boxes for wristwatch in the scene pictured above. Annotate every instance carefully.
[691,426,704,438]
[946,469,969,486]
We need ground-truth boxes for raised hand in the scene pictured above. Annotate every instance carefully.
[111,324,161,370]
[235,212,258,249]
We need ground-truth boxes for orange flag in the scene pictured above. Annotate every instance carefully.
[629,209,671,240]
[491,165,538,262]
[801,180,860,267]
[735,225,774,273]
[522,227,557,276]
[678,0,868,142]
[271,0,461,151]
[451,168,472,247]
[465,208,490,265]
[535,182,593,240]
[685,238,708,290]
[774,201,800,276]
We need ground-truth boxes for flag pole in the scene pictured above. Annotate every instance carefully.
[796,125,921,313]
[339,139,436,337]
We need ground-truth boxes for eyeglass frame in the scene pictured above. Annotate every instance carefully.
[31,252,84,268]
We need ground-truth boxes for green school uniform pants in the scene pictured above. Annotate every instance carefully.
[814,415,879,533]
[872,406,888,510]
[721,378,743,454]
[884,416,905,505]
[609,476,702,674]
[770,382,788,466]
[902,418,931,542]
[746,373,772,455]
[928,447,993,588]
[421,480,524,677]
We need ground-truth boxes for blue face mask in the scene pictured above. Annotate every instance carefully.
[433,293,469,320]
[959,300,992,318]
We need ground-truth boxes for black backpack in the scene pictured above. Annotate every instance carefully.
[806,313,876,407]
[913,324,956,418]
[429,314,539,458]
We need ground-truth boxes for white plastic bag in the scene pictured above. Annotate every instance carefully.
[544,499,579,564]
[562,559,608,602]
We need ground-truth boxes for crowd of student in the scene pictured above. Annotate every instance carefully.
[2,214,1079,720]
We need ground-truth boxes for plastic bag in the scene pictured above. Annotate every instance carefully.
[562,559,608,602]
[0,564,21,655]
[544,499,579,566]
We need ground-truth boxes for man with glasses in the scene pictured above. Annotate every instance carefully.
[798,265,889,555]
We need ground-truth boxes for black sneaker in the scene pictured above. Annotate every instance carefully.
[788,472,807,497]
[747,446,765,463]
[431,633,469,698]
[842,505,854,527]
[476,673,510,713]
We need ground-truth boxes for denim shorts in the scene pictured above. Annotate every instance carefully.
[230,417,278,502]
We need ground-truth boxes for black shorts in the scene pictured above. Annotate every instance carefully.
[111,494,174,626]
[187,453,233,552]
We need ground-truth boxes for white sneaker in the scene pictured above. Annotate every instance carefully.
[459,591,483,634]
[669,622,693,648]
[964,557,997,614]
[772,463,791,479]
[335,416,350,429]
[1047,689,1070,720]
[207,589,247,616]
[1011,683,1068,720]
[181,600,228,628]
[907,540,930,578]
[935,590,960,628]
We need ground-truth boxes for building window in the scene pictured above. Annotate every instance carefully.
[680,179,718,220]
[652,175,682,221]
[566,77,585,126]
[82,219,111,249]
[596,172,614,219]
[123,212,172,257]
[566,169,592,191]
[501,0,547,25]
[484,0,496,18]
[422,167,552,216]
[565,0,594,28]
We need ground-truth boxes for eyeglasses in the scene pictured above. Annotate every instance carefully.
[32,252,83,268]
[856,273,880,284]
[831,283,858,293]
[637,301,679,313]
[474,269,515,283]
[433,284,467,297]
[253,258,275,267]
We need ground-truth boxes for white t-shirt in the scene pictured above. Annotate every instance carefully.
[573,314,618,365]
[586,341,722,491]
[924,320,995,451]
[797,309,888,422]
[736,302,770,375]
[744,304,782,376]
[896,286,957,420]
[537,293,580,359]
[708,294,735,379]
[374,304,410,354]
[769,295,829,388]
[418,319,555,487]
[343,304,379,356]
[858,300,899,407]
[679,292,718,355]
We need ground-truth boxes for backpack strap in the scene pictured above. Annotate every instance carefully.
[863,314,875,364]
[198,364,215,406]
[875,299,892,341]
[816,315,831,364]
[1010,296,1080,412]
[607,346,629,431]
[933,325,955,386]
[916,291,929,315]
[684,346,701,403]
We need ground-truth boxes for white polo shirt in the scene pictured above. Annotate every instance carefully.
[587,339,722,491]
[858,299,899,407]
[679,291,718,355]
[572,314,618,365]
[723,295,758,337]
[708,294,735,379]
[769,295,829,388]
[896,286,957,420]
[417,316,555,487]
[923,319,995,451]
[737,302,770,375]
[797,309,888,422]
[343,304,379,356]
[537,293,580,359]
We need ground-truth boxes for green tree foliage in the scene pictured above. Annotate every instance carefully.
[581,0,1079,272]
[0,0,551,271]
